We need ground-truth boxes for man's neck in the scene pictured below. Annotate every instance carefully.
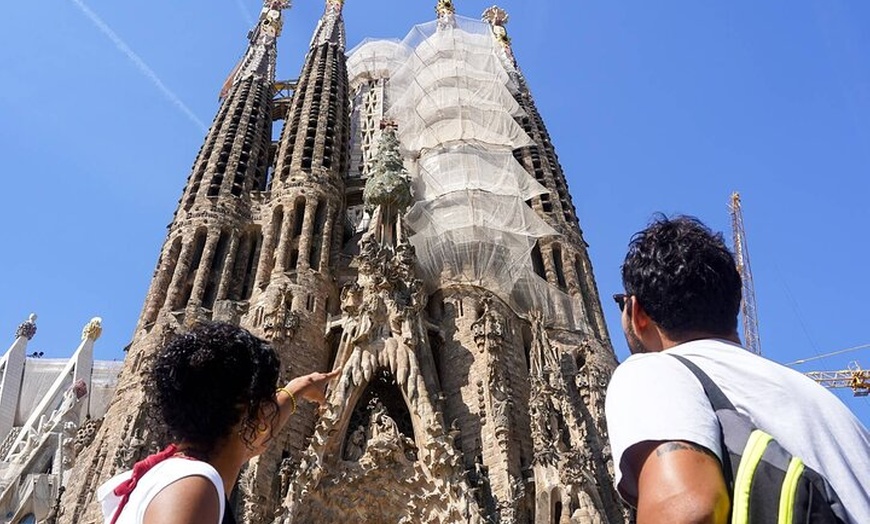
[659,330,741,350]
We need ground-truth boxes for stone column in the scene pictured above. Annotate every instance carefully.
[296,199,319,271]
[164,236,197,310]
[142,239,180,323]
[188,232,221,308]
[277,203,298,272]
[215,232,241,301]
[255,209,281,286]
[319,203,337,271]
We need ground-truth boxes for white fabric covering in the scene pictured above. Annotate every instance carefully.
[344,15,581,328]
[15,358,122,425]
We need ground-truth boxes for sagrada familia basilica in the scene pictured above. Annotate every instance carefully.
[0,1,628,522]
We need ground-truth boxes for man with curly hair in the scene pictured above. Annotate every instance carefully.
[97,322,338,524]
[605,215,869,523]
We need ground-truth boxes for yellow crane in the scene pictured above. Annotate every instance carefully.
[804,362,870,397]
[729,192,762,355]
[731,193,869,396]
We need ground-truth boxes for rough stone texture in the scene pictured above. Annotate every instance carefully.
[59,3,628,523]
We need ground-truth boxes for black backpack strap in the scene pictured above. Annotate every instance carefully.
[669,353,736,490]
[670,354,736,411]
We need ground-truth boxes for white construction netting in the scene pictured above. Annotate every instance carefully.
[14,359,122,425]
[347,38,405,90]
[347,16,580,328]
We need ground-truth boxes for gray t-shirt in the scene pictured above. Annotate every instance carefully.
[605,338,870,524]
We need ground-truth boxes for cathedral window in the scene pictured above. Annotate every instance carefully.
[263,206,283,283]
[309,201,326,269]
[553,498,563,524]
[238,227,261,301]
[531,244,546,279]
[521,324,533,373]
[552,245,567,290]
[292,197,306,238]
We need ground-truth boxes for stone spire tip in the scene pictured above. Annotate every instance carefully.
[81,317,103,342]
[436,0,456,17]
[15,314,38,341]
[482,5,509,27]
[483,6,512,47]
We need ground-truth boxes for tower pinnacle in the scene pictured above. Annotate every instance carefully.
[311,0,346,49]
[220,0,291,99]
[482,6,514,63]
[435,0,455,18]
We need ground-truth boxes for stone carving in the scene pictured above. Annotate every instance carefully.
[571,490,603,524]
[81,317,103,341]
[363,121,412,213]
[482,6,510,46]
[15,313,37,340]
[344,425,366,461]
[435,0,455,17]
[112,415,146,472]
[278,457,295,500]
[262,285,300,341]
[72,416,102,459]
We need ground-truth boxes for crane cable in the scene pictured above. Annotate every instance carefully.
[785,343,870,366]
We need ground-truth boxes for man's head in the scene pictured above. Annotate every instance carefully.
[619,215,741,352]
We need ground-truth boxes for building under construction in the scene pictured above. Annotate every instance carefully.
[53,1,625,522]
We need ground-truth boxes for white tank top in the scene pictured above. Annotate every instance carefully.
[97,457,226,524]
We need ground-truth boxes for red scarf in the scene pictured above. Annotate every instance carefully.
[109,444,178,524]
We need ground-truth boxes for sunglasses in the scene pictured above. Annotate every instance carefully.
[613,293,629,312]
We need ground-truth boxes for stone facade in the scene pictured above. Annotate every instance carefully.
[58,2,627,523]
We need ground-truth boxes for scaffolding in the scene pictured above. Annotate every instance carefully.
[347,16,577,328]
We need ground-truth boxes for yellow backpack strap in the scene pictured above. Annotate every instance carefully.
[777,458,805,524]
[731,430,773,524]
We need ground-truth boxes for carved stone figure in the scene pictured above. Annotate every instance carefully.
[345,425,366,461]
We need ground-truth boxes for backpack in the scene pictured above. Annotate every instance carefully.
[671,354,849,524]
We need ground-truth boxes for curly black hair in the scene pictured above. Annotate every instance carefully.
[621,215,742,338]
[146,322,280,458]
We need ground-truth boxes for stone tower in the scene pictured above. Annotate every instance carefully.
[59,2,625,523]
[59,2,290,522]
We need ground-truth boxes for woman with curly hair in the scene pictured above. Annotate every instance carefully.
[97,322,338,524]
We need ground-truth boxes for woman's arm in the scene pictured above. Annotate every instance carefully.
[248,369,340,456]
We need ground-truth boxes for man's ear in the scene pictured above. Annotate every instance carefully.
[629,298,667,352]
[629,297,652,335]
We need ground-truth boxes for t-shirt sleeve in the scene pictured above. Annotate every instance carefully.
[605,353,723,506]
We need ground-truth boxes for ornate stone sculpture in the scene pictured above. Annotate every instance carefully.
[81,317,103,341]
[15,313,37,340]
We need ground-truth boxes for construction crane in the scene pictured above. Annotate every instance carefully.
[787,345,870,397]
[804,362,870,397]
[729,193,869,395]
[729,192,762,355]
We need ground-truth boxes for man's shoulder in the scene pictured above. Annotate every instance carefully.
[607,350,706,405]
[611,349,692,381]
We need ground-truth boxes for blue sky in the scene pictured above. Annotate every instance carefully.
[1,1,868,424]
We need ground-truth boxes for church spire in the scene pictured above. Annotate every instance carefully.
[270,0,349,190]
[484,5,611,342]
[310,0,346,50]
[220,0,291,99]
